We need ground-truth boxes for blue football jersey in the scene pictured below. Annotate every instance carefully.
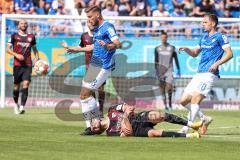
[91,21,119,69]
[197,32,230,76]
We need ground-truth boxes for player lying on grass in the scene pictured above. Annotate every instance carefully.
[90,103,202,138]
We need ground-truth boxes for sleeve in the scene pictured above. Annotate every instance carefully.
[106,24,119,42]
[7,34,15,46]
[218,34,230,49]
[79,34,84,47]
[31,35,36,46]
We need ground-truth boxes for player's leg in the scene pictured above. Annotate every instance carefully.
[158,79,167,109]
[13,67,21,114]
[165,72,174,110]
[80,65,111,135]
[98,83,105,118]
[166,83,173,110]
[13,84,20,114]
[19,67,32,114]
[148,111,202,130]
[148,129,200,138]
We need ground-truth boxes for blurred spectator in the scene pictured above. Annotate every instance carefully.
[184,0,195,16]
[130,0,151,37]
[189,0,215,17]
[159,0,175,14]
[146,0,158,11]
[102,1,119,25]
[213,0,224,17]
[35,0,46,14]
[170,5,190,38]
[219,8,239,38]
[75,0,86,14]
[117,0,132,16]
[152,2,169,35]
[226,0,240,18]
[172,0,185,8]
[0,0,14,14]
[14,0,35,14]
[44,0,54,14]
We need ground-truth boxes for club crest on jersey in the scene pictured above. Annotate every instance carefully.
[27,37,32,42]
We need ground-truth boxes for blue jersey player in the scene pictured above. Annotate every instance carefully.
[78,5,122,135]
[178,13,233,135]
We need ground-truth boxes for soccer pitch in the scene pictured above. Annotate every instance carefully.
[0,108,240,160]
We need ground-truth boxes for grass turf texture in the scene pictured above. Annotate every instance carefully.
[0,108,240,160]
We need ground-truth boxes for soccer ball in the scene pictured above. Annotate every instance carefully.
[34,59,50,75]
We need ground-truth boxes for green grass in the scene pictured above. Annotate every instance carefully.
[0,108,240,160]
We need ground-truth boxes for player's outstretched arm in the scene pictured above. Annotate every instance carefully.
[179,47,200,57]
[209,46,233,72]
[60,41,93,53]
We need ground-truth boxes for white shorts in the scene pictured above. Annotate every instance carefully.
[184,72,218,97]
[82,65,111,90]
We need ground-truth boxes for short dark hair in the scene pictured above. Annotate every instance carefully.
[204,13,218,28]
[161,31,168,36]
[85,5,101,13]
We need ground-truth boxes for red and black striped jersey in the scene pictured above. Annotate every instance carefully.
[8,32,36,67]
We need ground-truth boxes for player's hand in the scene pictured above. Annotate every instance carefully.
[98,40,106,46]
[60,40,68,48]
[208,63,218,72]
[15,54,24,61]
[178,47,185,53]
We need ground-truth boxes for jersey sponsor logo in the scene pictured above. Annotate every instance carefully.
[201,45,213,49]
[222,35,228,43]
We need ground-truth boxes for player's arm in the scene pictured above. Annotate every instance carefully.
[154,47,159,70]
[179,47,200,57]
[99,39,122,50]
[120,115,133,137]
[173,50,181,76]
[6,42,24,61]
[60,41,93,53]
[32,45,39,61]
[209,46,233,72]
[98,25,122,50]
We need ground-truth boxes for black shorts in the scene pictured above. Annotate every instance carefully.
[129,111,156,137]
[13,66,32,84]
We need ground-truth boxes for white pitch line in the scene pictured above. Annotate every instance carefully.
[167,125,240,131]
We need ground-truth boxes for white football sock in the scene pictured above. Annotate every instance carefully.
[80,96,100,128]
[189,104,200,123]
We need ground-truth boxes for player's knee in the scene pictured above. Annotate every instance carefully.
[22,81,30,88]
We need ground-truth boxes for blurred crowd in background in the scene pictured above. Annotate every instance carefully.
[0,0,239,38]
